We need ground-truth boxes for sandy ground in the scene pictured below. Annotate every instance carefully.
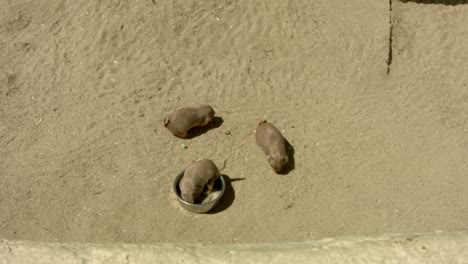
[0,0,467,244]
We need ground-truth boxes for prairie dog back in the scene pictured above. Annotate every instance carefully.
[179,159,221,203]
[255,121,288,173]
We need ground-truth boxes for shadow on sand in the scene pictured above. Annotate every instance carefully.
[208,175,245,214]
[277,139,295,175]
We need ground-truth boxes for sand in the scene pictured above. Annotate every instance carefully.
[0,0,467,244]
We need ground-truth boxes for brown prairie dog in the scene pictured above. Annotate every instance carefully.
[179,159,223,204]
[255,120,289,173]
[163,105,215,138]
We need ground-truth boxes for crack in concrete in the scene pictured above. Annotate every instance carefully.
[387,0,394,75]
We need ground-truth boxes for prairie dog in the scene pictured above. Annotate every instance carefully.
[255,120,289,173]
[179,159,224,204]
[163,105,215,138]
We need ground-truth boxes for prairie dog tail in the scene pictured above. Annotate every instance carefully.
[219,159,227,172]
[163,117,170,127]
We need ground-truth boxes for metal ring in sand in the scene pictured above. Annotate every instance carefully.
[173,171,226,213]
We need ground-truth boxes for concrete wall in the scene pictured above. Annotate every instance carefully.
[1,231,468,263]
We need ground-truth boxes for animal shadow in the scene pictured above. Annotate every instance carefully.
[277,139,295,175]
[208,175,245,214]
[186,116,224,139]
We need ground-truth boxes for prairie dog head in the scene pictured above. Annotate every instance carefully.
[197,105,215,126]
[268,154,289,173]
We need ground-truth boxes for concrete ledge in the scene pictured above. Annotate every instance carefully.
[1,231,468,264]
